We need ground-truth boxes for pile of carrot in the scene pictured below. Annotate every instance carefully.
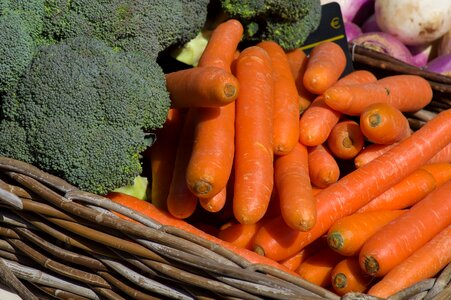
[109,19,451,298]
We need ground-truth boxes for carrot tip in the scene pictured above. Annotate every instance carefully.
[253,245,265,257]
[333,273,348,289]
[327,232,344,250]
[363,255,379,275]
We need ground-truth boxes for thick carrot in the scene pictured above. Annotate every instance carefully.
[324,75,433,115]
[275,143,316,231]
[326,119,365,160]
[233,46,274,225]
[285,48,315,110]
[331,257,373,296]
[356,168,437,213]
[198,186,227,213]
[308,144,340,188]
[359,102,411,144]
[148,108,184,210]
[296,247,344,287]
[303,41,347,95]
[217,221,262,250]
[299,70,377,147]
[327,210,407,256]
[257,41,300,155]
[166,109,198,219]
[185,103,235,199]
[165,67,239,108]
[359,180,451,277]
[428,142,451,164]
[421,162,451,186]
[354,143,397,168]
[253,109,451,261]
[367,225,451,298]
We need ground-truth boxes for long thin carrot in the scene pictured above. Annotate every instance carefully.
[299,70,377,147]
[324,75,433,115]
[356,168,437,213]
[326,119,365,160]
[308,144,340,188]
[359,180,451,277]
[331,257,373,296]
[198,186,227,213]
[217,220,263,250]
[359,102,411,145]
[233,46,274,225]
[257,41,300,155]
[327,210,407,256]
[275,143,316,231]
[165,67,239,108]
[253,109,451,261]
[367,225,451,298]
[148,108,184,210]
[303,41,347,95]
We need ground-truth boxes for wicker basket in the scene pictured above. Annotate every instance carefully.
[0,44,450,300]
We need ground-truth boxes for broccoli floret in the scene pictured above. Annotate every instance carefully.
[218,0,322,50]
[1,36,169,195]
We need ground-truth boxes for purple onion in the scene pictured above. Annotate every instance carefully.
[345,22,363,41]
[424,54,451,76]
[408,44,435,67]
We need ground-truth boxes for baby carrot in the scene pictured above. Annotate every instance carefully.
[359,102,411,144]
[327,119,365,160]
[275,143,316,231]
[217,220,263,250]
[327,210,407,256]
[359,180,451,277]
[253,109,451,261]
[303,41,347,95]
[198,186,227,213]
[331,257,373,296]
[324,75,433,115]
[257,41,300,155]
[367,225,451,298]
[165,67,239,108]
[233,46,274,225]
[308,144,340,188]
[285,48,315,110]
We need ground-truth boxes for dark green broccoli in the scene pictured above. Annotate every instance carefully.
[0,36,169,195]
[217,0,322,50]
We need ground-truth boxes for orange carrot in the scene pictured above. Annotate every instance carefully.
[354,143,397,168]
[233,46,274,225]
[331,257,373,295]
[327,119,365,160]
[275,143,316,231]
[253,109,451,261]
[356,168,437,213]
[279,237,327,271]
[285,48,315,110]
[217,221,262,250]
[165,67,239,108]
[198,186,227,213]
[296,247,344,287]
[148,108,184,210]
[327,210,407,256]
[308,144,340,188]
[359,103,411,145]
[299,70,377,147]
[303,41,347,95]
[185,103,235,199]
[359,180,451,277]
[367,225,451,298]
[428,142,451,164]
[421,162,451,186]
[257,41,300,155]
[324,75,433,115]
[166,109,198,219]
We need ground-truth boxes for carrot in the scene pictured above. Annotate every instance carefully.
[275,143,316,231]
[324,75,433,115]
[354,143,397,168]
[296,247,344,287]
[166,109,198,219]
[299,70,377,147]
[253,109,451,261]
[359,102,411,145]
[308,144,340,188]
[331,257,373,295]
[148,108,184,210]
[367,225,451,298]
[198,186,227,213]
[257,41,300,155]
[217,221,262,250]
[356,168,437,213]
[327,210,407,256]
[303,41,347,95]
[428,142,451,164]
[279,237,327,271]
[359,180,451,277]
[185,103,235,199]
[285,48,315,110]
[421,162,451,186]
[327,119,365,160]
[233,46,274,225]
[165,67,239,108]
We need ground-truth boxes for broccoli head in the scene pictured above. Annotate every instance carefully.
[218,0,322,50]
[0,36,170,195]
